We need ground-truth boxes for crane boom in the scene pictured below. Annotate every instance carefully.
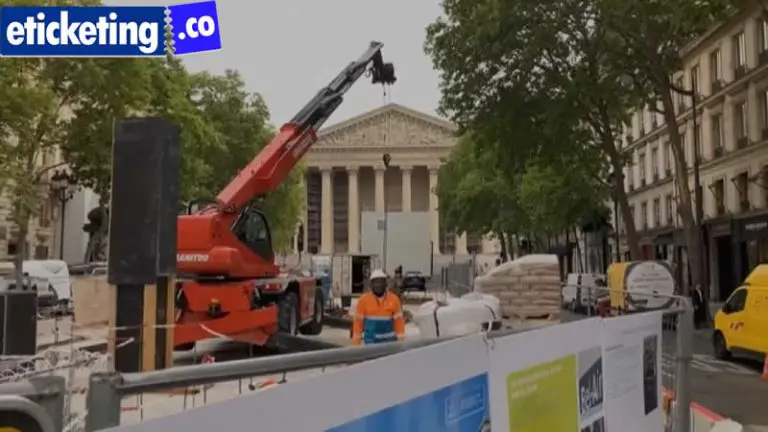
[215,41,396,213]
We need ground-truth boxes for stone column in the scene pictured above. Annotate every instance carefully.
[429,167,440,254]
[348,167,360,253]
[401,165,412,212]
[320,167,333,254]
[456,233,469,255]
[374,165,386,212]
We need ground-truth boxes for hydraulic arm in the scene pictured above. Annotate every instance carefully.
[177,41,396,279]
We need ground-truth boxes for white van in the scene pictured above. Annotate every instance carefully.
[562,273,606,312]
[22,260,72,302]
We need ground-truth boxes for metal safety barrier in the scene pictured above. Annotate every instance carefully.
[1,288,695,431]
[79,296,693,432]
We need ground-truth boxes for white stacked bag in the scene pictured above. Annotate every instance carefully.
[474,254,561,320]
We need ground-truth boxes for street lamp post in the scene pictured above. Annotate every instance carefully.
[381,153,391,273]
[51,170,75,260]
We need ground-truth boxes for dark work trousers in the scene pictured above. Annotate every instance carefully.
[692,291,707,329]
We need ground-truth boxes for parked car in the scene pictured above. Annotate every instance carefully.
[402,270,427,291]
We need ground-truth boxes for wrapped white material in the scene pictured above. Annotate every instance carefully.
[474,254,561,320]
[413,292,501,338]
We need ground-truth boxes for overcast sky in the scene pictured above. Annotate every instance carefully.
[106,0,444,126]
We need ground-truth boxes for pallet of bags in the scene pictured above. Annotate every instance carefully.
[474,254,561,321]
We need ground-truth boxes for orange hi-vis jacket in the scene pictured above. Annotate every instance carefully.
[352,291,405,345]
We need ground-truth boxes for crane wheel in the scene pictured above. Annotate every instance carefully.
[278,291,299,335]
[300,288,324,336]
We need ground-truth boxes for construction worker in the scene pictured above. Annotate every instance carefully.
[352,269,405,345]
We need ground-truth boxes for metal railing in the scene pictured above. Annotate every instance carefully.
[3,289,695,432]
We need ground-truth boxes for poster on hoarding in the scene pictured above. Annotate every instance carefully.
[488,317,605,432]
[108,334,490,432]
[601,311,663,432]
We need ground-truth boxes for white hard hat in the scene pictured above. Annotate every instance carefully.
[370,269,387,281]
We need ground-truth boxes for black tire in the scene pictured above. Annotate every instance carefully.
[300,288,324,335]
[278,291,299,335]
[713,331,731,360]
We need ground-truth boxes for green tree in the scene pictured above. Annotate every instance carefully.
[188,70,304,252]
[595,0,738,293]
[0,57,85,283]
[436,134,526,260]
[517,155,608,241]
[63,58,162,261]
[424,0,645,260]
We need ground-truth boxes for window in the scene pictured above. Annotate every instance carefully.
[723,288,748,314]
[711,113,723,151]
[735,101,748,141]
[38,200,52,228]
[734,31,747,68]
[735,172,750,210]
[761,90,768,130]
[653,198,661,226]
[651,147,659,180]
[664,141,672,175]
[763,166,768,205]
[761,19,768,53]
[665,194,674,224]
[34,246,49,260]
[710,49,722,82]
[626,165,634,190]
[638,112,645,136]
[691,64,700,96]
[629,205,636,226]
[712,179,725,215]
[638,152,646,184]
[234,210,274,261]
[675,76,685,111]
[640,202,648,228]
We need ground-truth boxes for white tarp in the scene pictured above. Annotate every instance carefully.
[601,311,664,432]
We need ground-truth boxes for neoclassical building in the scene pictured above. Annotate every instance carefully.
[299,103,500,263]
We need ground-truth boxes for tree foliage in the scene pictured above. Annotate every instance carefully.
[188,70,304,251]
[1,11,303,266]
[426,0,743,284]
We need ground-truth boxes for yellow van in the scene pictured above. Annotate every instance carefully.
[713,264,768,361]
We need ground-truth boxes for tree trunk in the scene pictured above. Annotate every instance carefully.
[498,231,509,262]
[600,131,642,260]
[659,86,702,296]
[572,226,585,272]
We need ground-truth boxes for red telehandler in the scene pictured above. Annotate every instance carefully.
[172,42,396,350]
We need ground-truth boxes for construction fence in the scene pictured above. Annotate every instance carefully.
[0,289,697,432]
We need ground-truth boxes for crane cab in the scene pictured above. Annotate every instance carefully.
[177,206,278,278]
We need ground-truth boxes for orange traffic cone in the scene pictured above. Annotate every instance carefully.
[761,355,768,380]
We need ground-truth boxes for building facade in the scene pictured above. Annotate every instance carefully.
[300,103,500,269]
[617,6,768,301]
[0,151,62,262]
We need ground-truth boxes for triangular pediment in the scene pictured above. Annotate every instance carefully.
[314,103,457,149]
